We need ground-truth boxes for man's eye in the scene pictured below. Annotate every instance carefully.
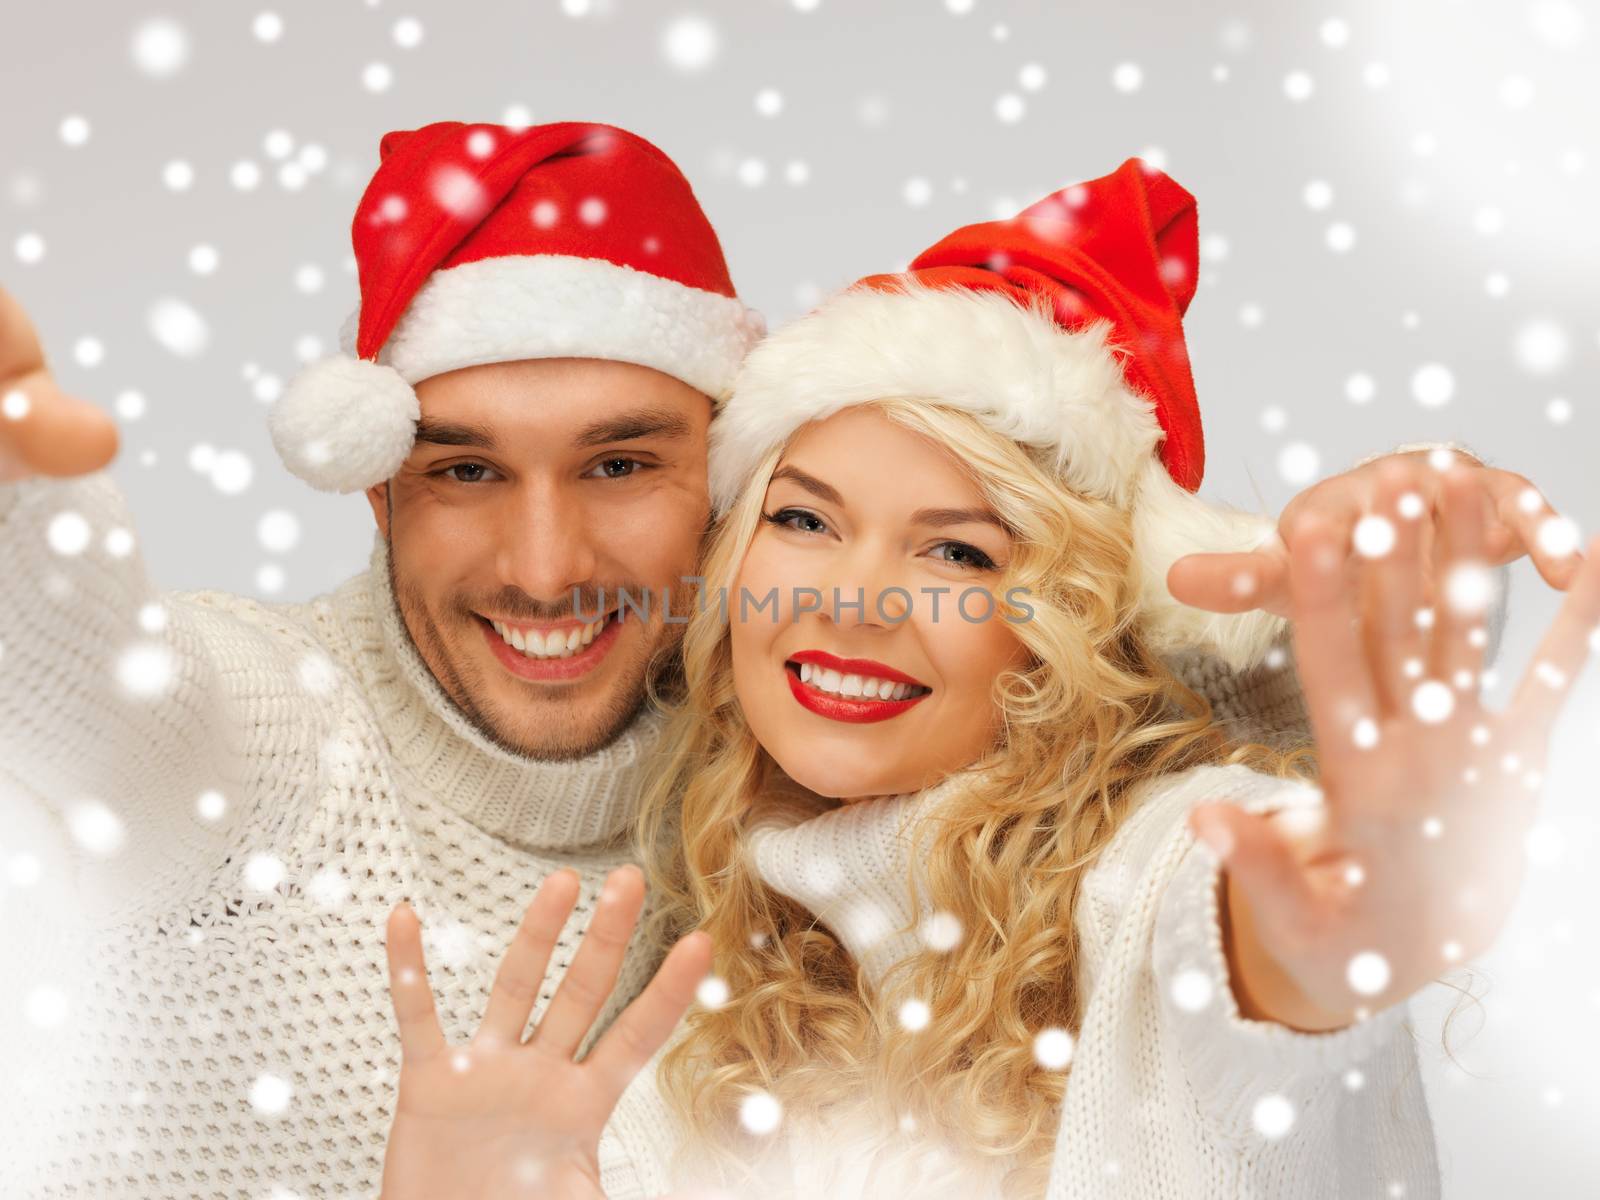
[588,458,647,479]
[442,462,495,484]
[928,541,998,571]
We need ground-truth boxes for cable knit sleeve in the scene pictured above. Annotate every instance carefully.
[1047,763,1440,1199]
[1150,769,1409,1128]
[0,473,253,919]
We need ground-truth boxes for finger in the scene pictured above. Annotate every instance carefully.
[583,930,714,1105]
[1485,470,1585,590]
[0,288,118,480]
[0,286,48,380]
[1427,469,1495,699]
[1188,803,1319,959]
[1167,547,1290,616]
[1358,462,1430,713]
[479,869,583,1044]
[385,902,446,1062]
[532,864,648,1060]
[0,369,119,481]
[1287,516,1381,761]
[1504,533,1600,748]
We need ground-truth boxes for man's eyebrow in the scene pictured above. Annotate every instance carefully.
[413,420,499,450]
[769,465,844,506]
[574,409,693,448]
[910,506,1010,532]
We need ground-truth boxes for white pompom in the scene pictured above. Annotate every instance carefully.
[269,356,419,493]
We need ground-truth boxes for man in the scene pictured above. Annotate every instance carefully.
[0,121,1570,1197]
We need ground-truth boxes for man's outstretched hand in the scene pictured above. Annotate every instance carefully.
[0,285,119,483]
[1167,449,1584,622]
[379,864,713,1200]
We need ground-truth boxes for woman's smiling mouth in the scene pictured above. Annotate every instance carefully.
[784,649,931,723]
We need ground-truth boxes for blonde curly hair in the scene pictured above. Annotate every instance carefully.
[636,397,1311,1197]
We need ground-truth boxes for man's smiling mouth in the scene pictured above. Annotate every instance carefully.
[482,609,621,660]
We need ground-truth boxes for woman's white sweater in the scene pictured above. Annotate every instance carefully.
[597,762,1441,1199]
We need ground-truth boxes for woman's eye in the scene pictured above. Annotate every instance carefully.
[929,541,998,570]
[588,457,645,479]
[443,462,495,484]
[763,507,829,535]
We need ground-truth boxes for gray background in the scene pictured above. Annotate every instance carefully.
[4,0,1597,1193]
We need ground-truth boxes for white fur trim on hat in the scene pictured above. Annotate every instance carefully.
[1129,456,1288,671]
[382,253,764,399]
[708,281,1162,516]
[708,280,1287,669]
[274,254,763,493]
[269,356,420,493]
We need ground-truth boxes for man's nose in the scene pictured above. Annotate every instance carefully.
[495,480,600,605]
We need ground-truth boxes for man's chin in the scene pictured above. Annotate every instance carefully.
[479,688,649,761]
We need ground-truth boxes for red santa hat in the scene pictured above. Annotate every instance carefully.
[270,120,765,493]
[708,158,1284,670]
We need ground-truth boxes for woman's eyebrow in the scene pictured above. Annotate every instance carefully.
[769,465,844,505]
[911,506,1009,531]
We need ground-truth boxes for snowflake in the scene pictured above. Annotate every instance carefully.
[1410,363,1455,408]
[1033,1027,1074,1069]
[249,1071,293,1116]
[661,15,720,73]
[147,298,210,358]
[696,975,731,1008]
[740,1090,783,1134]
[1252,1093,1295,1138]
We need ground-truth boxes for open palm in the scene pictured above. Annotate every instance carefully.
[1190,462,1600,1025]
[379,864,712,1199]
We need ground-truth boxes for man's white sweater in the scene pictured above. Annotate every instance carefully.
[0,474,664,1199]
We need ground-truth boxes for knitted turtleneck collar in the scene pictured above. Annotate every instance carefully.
[745,768,987,985]
[334,535,666,853]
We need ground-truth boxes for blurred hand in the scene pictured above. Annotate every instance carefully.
[1167,448,1583,626]
[379,865,713,1200]
[1188,464,1600,1028]
[0,285,119,483]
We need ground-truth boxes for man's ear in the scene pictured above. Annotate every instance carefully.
[366,481,390,537]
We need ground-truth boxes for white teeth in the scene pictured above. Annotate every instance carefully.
[493,614,608,660]
[794,662,925,701]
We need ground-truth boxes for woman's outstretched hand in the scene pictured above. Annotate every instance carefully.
[1188,460,1600,1031]
[379,864,712,1200]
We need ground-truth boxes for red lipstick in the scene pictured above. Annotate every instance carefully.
[786,649,927,688]
[783,650,930,724]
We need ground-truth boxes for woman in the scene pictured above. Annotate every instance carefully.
[379,161,1600,1199]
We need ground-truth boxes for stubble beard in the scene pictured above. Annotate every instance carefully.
[385,542,667,761]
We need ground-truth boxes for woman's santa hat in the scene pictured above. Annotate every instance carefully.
[270,120,765,493]
[708,158,1285,671]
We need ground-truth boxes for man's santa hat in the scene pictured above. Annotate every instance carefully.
[270,120,765,494]
[708,158,1285,671]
